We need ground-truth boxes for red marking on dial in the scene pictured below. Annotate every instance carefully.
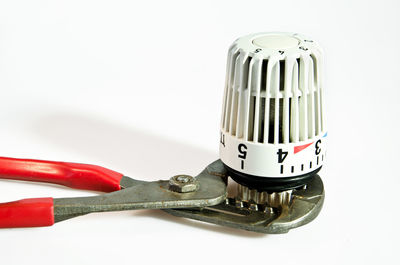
[294,142,313,154]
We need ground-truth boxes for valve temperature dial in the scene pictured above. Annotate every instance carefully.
[219,32,326,192]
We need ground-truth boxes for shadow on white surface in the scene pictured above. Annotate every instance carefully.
[30,111,215,181]
[132,209,266,238]
[26,111,267,237]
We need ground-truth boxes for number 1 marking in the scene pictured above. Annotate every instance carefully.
[220,133,225,147]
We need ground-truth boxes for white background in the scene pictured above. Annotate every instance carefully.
[0,0,398,264]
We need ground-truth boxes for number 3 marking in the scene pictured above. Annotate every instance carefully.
[315,140,321,155]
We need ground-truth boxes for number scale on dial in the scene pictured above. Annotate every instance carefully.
[220,131,327,178]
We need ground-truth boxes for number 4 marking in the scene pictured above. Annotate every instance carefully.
[277,149,288,163]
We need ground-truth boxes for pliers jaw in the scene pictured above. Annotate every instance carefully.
[165,173,324,234]
[53,160,227,223]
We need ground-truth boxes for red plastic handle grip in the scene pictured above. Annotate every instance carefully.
[0,198,54,228]
[0,157,123,192]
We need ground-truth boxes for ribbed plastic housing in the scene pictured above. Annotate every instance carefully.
[219,32,327,182]
[221,34,324,144]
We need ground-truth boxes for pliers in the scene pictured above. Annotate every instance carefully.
[0,156,324,233]
[0,156,226,228]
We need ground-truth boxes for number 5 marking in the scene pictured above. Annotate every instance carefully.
[238,144,247,159]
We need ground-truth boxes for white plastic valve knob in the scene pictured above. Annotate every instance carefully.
[219,32,327,183]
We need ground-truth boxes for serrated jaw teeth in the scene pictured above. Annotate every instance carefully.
[236,183,294,208]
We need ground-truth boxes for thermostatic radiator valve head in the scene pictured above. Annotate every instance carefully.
[219,32,327,192]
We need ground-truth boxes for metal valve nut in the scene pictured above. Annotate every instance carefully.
[168,175,199,193]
